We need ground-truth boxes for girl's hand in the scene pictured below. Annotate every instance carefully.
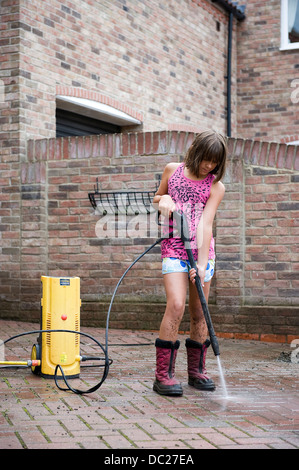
[189,265,206,287]
[158,195,176,219]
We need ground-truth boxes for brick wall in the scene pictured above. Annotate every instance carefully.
[3,0,296,146]
[237,0,299,142]
[1,131,298,343]
[0,0,235,141]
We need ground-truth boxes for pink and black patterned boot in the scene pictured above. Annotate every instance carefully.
[186,338,215,391]
[153,339,183,396]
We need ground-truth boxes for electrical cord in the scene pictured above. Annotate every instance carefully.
[1,329,112,394]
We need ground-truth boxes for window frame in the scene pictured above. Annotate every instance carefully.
[280,0,299,50]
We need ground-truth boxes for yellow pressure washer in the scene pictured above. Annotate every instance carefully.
[31,275,81,379]
[1,275,112,395]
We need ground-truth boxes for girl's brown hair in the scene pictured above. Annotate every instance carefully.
[184,130,227,182]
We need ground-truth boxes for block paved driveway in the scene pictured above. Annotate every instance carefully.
[0,320,298,450]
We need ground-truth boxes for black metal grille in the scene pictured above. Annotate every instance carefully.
[88,178,159,215]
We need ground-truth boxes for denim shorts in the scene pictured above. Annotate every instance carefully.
[162,257,215,282]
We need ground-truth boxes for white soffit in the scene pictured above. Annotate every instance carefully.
[56,95,141,126]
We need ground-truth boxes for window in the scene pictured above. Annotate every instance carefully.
[281,0,299,50]
[56,109,121,137]
[56,95,142,138]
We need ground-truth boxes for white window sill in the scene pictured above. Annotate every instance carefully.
[280,43,299,51]
[56,96,142,126]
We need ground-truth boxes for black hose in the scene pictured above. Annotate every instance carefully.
[2,329,112,394]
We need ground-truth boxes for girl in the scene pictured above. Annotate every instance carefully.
[153,130,227,396]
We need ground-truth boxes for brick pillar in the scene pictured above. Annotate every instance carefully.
[0,3,22,319]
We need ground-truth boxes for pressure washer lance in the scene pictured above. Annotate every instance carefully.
[172,210,220,357]
[0,360,40,368]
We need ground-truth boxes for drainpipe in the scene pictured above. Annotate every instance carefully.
[211,1,246,137]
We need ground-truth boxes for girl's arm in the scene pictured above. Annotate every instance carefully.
[153,163,179,218]
[191,181,225,286]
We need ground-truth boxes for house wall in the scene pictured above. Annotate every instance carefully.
[1,0,236,141]
[237,0,299,143]
[4,0,298,146]
[1,131,298,343]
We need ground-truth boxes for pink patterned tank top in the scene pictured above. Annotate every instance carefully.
[161,163,215,261]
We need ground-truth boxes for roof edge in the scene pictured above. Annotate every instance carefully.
[211,0,246,21]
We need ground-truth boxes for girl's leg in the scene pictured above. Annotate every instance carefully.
[188,280,211,343]
[159,272,189,342]
[154,272,188,396]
